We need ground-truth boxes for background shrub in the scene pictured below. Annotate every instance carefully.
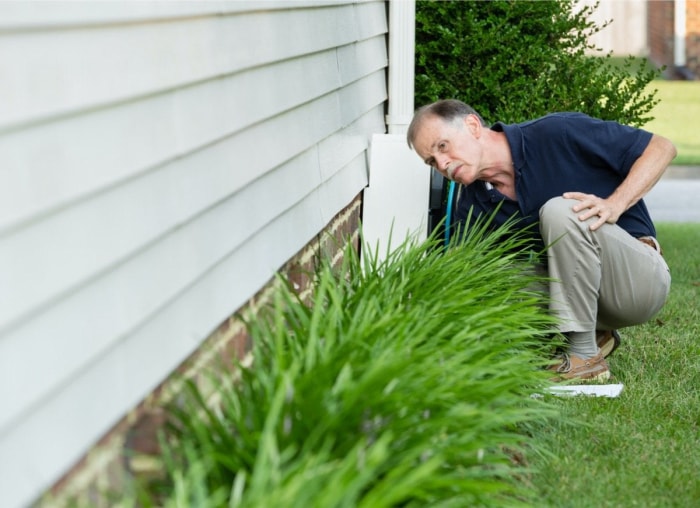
[415,0,660,126]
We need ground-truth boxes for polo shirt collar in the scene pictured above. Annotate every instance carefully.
[491,121,525,175]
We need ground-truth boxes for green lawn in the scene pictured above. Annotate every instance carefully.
[645,81,700,165]
[530,223,700,506]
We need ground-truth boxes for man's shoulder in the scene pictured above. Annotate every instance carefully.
[520,112,593,128]
[495,112,595,134]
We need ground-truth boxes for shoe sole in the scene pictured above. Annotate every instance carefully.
[589,369,611,382]
[573,365,611,382]
[549,363,611,382]
[550,370,611,383]
[598,330,621,359]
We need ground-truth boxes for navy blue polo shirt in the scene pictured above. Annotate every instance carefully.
[453,112,655,247]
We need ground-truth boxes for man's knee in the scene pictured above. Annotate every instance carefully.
[540,196,577,221]
[539,197,581,235]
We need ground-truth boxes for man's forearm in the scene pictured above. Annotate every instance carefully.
[609,134,677,213]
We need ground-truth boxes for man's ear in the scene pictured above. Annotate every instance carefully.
[464,114,482,138]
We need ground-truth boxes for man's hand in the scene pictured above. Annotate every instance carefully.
[562,192,624,231]
[563,135,675,232]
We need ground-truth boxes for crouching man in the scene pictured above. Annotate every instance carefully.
[407,99,675,381]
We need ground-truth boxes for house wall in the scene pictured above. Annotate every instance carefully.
[0,2,388,506]
[687,0,700,75]
[648,0,700,78]
[584,0,648,56]
[648,0,676,73]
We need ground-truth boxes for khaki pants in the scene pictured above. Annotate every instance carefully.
[538,197,671,333]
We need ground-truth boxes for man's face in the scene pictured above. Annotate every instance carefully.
[412,114,482,185]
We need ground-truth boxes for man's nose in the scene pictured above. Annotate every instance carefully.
[435,154,449,171]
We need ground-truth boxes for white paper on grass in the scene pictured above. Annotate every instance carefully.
[548,384,624,398]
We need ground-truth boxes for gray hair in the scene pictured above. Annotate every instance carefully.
[406,99,486,149]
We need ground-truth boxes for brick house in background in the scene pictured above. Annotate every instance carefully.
[648,0,700,79]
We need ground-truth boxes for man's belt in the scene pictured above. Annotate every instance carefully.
[638,236,663,256]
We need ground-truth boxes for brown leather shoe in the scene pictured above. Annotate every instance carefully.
[548,351,611,382]
[596,330,621,359]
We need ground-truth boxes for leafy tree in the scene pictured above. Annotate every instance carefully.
[415,0,660,126]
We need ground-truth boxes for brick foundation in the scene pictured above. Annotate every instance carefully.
[38,193,363,507]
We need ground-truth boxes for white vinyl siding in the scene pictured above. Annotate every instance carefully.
[0,2,388,506]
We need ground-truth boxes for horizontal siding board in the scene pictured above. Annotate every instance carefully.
[339,69,388,127]
[0,2,386,131]
[0,1,357,29]
[318,105,386,182]
[337,35,388,86]
[318,152,370,224]
[353,0,388,41]
[0,1,229,29]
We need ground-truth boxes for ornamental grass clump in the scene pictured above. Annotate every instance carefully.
[140,223,561,507]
